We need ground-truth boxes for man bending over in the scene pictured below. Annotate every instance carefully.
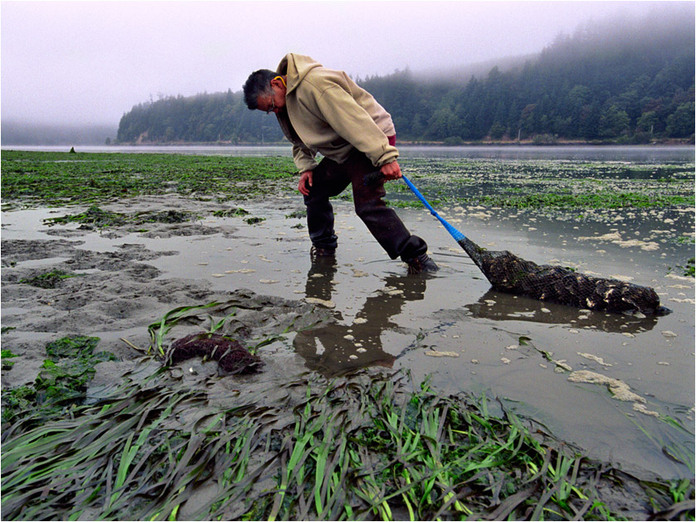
[243,53,438,274]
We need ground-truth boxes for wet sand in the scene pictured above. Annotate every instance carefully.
[1,192,694,479]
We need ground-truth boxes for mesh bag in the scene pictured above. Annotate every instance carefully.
[366,172,668,316]
[459,236,667,316]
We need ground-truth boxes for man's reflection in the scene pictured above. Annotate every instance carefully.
[294,259,428,376]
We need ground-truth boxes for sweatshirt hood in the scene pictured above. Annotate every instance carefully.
[276,53,323,94]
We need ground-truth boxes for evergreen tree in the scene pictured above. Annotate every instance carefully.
[116,7,694,144]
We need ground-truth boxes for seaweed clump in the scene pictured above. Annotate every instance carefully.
[167,332,263,374]
[44,206,128,229]
[20,270,77,289]
[1,336,116,426]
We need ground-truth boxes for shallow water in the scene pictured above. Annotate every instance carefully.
[4,191,693,479]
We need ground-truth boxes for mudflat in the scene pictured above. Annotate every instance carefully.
[2,151,694,520]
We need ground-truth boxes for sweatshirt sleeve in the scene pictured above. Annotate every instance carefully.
[314,86,399,167]
[292,143,318,172]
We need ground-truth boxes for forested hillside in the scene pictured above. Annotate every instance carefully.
[116,9,694,145]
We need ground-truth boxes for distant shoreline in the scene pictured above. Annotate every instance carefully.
[3,140,694,149]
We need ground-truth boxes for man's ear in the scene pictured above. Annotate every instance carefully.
[271,76,286,92]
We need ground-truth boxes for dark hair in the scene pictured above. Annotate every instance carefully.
[243,69,276,110]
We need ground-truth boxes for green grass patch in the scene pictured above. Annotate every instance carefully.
[1,349,19,371]
[44,205,128,227]
[138,209,193,223]
[1,336,116,426]
[398,158,695,211]
[43,205,201,230]
[2,301,693,520]
[3,152,693,213]
[1,367,692,521]
[387,199,430,209]
[1,151,297,209]
[19,269,78,289]
[286,209,307,219]
[480,191,693,209]
[677,257,695,278]
[214,207,250,217]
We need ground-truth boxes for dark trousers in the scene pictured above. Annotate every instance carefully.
[303,149,428,261]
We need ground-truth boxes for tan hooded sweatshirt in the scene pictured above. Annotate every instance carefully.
[275,53,398,173]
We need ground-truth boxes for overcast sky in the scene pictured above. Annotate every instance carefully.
[1,1,687,126]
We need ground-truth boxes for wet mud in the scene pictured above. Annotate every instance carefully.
[1,192,694,482]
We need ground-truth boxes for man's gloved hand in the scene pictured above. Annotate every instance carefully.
[298,170,313,196]
[380,160,402,181]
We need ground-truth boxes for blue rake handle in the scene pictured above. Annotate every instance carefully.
[401,175,467,243]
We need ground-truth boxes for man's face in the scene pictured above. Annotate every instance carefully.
[257,78,286,114]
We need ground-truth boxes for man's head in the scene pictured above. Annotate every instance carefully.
[243,69,286,114]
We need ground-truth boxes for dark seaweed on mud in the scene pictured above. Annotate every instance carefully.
[167,332,263,374]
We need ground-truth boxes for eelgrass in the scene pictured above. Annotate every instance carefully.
[19,269,78,289]
[2,363,694,520]
[3,152,693,213]
[1,349,19,370]
[147,299,296,359]
[1,151,297,209]
[3,301,694,520]
[1,336,116,425]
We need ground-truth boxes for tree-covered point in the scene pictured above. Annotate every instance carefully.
[116,9,694,145]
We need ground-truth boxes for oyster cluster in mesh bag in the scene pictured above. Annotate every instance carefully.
[459,237,667,316]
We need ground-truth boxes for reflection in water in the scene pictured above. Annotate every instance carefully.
[294,258,428,376]
[465,290,659,334]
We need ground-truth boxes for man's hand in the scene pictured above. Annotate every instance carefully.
[298,170,313,196]
[380,160,402,181]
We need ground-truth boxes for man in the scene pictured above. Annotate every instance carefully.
[242,53,438,274]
